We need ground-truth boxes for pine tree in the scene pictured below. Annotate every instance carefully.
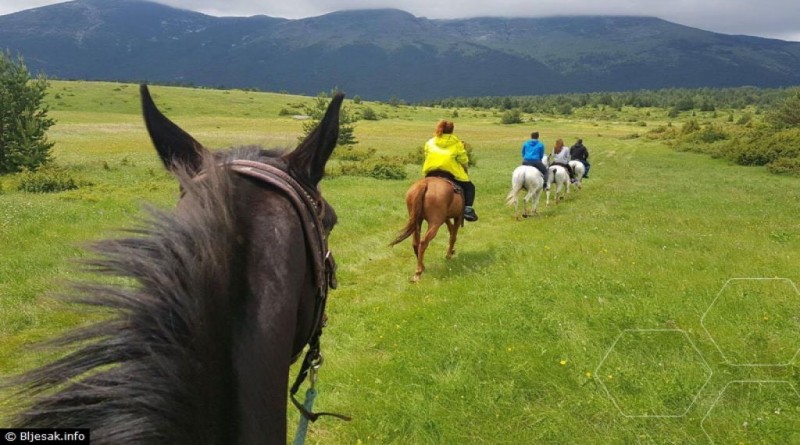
[299,92,357,146]
[0,51,55,174]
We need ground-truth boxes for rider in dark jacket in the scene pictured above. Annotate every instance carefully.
[570,139,590,179]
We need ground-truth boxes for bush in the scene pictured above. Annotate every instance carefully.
[693,124,729,143]
[361,106,379,121]
[736,113,753,126]
[766,157,800,176]
[681,119,701,134]
[367,160,407,180]
[406,146,425,165]
[17,165,78,193]
[726,128,800,166]
[500,109,523,124]
[464,143,477,167]
[339,157,407,180]
[333,146,376,161]
[278,107,300,116]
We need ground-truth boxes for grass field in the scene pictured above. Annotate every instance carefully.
[1,81,799,444]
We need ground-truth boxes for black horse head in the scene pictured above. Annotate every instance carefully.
[10,85,345,445]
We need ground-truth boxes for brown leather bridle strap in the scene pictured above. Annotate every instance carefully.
[225,159,330,296]
[221,160,346,423]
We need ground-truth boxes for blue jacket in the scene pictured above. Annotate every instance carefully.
[521,139,544,162]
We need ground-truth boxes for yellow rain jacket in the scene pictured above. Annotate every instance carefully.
[422,134,470,181]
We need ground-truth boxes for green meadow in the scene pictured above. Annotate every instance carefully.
[1,81,799,444]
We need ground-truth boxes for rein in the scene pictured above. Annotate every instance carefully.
[222,160,351,428]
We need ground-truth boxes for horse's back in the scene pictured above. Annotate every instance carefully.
[512,165,543,190]
[569,160,586,177]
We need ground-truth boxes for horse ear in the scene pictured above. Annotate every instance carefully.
[286,93,344,186]
[140,84,207,175]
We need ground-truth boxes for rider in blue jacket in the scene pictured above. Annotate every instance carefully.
[521,131,548,188]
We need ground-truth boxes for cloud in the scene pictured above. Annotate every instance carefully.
[1,0,798,41]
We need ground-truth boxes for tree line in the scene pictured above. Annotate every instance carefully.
[416,87,798,115]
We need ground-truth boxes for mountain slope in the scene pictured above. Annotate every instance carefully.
[1,0,799,100]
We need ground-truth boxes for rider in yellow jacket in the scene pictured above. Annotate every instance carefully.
[422,120,478,221]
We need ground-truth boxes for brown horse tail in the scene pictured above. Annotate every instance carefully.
[389,180,427,247]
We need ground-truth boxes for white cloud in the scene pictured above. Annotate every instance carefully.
[1,0,799,41]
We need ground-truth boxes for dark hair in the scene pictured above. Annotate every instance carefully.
[531,131,539,139]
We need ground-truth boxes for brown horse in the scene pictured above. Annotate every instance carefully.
[6,86,344,444]
[390,176,464,282]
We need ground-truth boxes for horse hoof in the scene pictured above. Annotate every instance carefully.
[410,274,421,283]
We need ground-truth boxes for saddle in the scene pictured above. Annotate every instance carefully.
[425,170,463,195]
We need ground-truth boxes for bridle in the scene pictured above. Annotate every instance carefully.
[222,159,348,423]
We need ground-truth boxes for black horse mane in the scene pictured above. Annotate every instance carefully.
[9,146,282,444]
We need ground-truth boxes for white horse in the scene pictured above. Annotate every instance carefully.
[545,154,570,205]
[505,165,544,220]
[569,160,586,190]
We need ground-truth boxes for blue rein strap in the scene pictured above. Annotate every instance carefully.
[291,353,351,445]
[292,382,318,445]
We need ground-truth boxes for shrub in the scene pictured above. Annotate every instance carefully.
[278,107,300,116]
[17,165,78,193]
[333,146,376,162]
[406,146,425,165]
[500,109,523,124]
[464,143,477,167]
[367,160,407,180]
[693,124,729,143]
[766,157,800,176]
[736,113,753,126]
[361,106,379,121]
[681,119,701,134]
[725,128,800,166]
[339,157,407,180]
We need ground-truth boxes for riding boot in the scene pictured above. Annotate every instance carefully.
[464,206,478,222]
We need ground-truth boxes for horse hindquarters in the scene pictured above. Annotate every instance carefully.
[547,166,569,205]
[508,166,541,219]
[569,161,585,189]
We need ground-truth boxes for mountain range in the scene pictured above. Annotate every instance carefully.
[2,0,800,101]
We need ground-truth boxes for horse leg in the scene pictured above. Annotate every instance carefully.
[445,219,459,259]
[524,187,535,217]
[533,188,542,215]
[412,221,442,282]
[556,181,563,204]
[412,222,421,258]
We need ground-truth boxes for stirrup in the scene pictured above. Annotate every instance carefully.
[464,207,478,222]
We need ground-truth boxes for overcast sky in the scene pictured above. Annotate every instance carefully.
[2,0,800,42]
